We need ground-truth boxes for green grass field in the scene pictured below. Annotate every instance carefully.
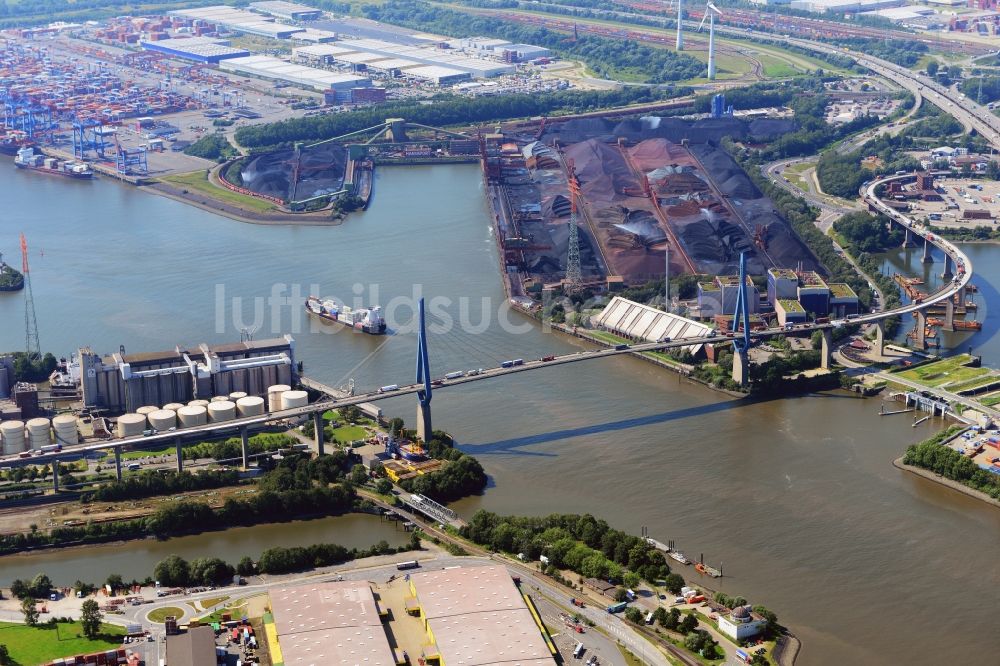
[895,354,990,388]
[331,424,369,444]
[0,621,126,665]
[147,606,185,623]
[161,171,277,214]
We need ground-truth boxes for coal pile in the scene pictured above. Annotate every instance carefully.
[241,143,348,201]
[542,116,797,146]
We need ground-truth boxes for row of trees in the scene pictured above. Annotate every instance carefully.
[181,432,299,462]
[362,1,703,83]
[84,468,240,502]
[234,86,686,150]
[152,534,419,585]
[903,429,1000,499]
[462,512,671,584]
[833,211,902,254]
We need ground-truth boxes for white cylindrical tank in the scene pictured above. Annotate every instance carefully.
[207,401,236,423]
[162,403,185,412]
[117,413,147,438]
[26,418,51,450]
[280,390,308,410]
[211,396,228,403]
[177,405,207,428]
[52,414,79,446]
[148,409,177,432]
[0,420,26,454]
[267,384,291,412]
[187,399,210,408]
[228,391,248,401]
[136,406,159,417]
[236,396,265,417]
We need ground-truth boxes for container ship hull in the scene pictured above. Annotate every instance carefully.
[305,296,386,335]
[14,162,93,179]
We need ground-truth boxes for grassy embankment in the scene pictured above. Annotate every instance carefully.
[0,621,126,665]
[160,171,277,214]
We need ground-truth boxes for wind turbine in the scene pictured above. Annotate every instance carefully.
[697,2,723,80]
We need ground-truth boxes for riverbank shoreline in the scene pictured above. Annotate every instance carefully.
[892,455,1000,508]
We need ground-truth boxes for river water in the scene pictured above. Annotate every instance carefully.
[1,165,999,664]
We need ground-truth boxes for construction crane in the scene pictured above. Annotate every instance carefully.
[21,233,40,359]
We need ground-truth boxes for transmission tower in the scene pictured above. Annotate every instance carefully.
[565,160,583,292]
[20,233,40,359]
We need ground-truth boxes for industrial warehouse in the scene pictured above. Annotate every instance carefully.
[168,5,307,39]
[267,565,555,666]
[220,55,372,96]
[139,36,250,64]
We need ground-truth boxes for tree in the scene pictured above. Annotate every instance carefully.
[30,573,52,599]
[236,556,256,577]
[21,596,39,626]
[623,571,641,590]
[663,573,685,595]
[80,599,102,639]
[678,612,698,634]
[154,554,191,587]
[660,607,681,630]
[926,60,939,77]
[375,478,393,495]
[350,464,369,485]
[9,579,27,599]
[105,573,123,592]
[613,587,629,602]
[0,644,10,666]
[624,606,643,624]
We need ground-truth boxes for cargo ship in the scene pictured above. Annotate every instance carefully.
[305,296,386,334]
[0,131,28,156]
[14,147,93,179]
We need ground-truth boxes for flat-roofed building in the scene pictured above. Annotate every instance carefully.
[829,282,860,318]
[250,1,323,21]
[269,580,395,666]
[797,271,830,315]
[775,299,807,326]
[140,37,250,63]
[767,268,799,305]
[408,565,555,666]
[220,55,371,92]
[165,626,216,666]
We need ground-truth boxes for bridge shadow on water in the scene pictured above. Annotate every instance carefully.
[457,398,752,457]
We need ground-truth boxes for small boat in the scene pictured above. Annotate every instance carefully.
[695,562,722,578]
[305,295,386,334]
[668,550,691,565]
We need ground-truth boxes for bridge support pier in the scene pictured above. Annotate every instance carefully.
[820,329,833,370]
[874,320,885,357]
[240,426,250,469]
[731,350,750,387]
[944,297,956,332]
[314,412,325,456]
[914,310,927,350]
[52,461,59,492]
[175,437,183,473]
[942,255,954,281]
[922,237,933,264]
[114,447,122,481]
[902,227,916,248]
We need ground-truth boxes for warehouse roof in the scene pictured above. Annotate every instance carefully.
[410,566,553,666]
[270,580,395,666]
[592,296,712,355]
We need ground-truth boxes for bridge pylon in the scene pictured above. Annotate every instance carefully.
[922,237,933,264]
[730,252,753,387]
[415,297,433,443]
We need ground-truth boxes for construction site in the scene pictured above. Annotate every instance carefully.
[481,106,821,303]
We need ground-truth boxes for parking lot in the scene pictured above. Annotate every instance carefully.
[906,177,1000,228]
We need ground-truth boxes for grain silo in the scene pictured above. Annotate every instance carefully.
[117,413,147,438]
[52,414,79,446]
[267,385,291,412]
[236,396,265,417]
[207,401,236,423]
[26,418,51,450]
[148,409,177,432]
[177,405,208,428]
[0,420,25,454]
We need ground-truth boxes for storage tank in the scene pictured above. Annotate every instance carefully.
[136,406,159,417]
[267,384,291,412]
[187,399,210,408]
[280,390,308,410]
[117,413,147,438]
[228,391,248,401]
[52,414,79,446]
[162,403,185,412]
[0,420,25,454]
[207,401,236,423]
[211,396,229,403]
[236,396,265,417]
[177,405,207,428]
[26,417,51,450]
[148,409,177,432]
